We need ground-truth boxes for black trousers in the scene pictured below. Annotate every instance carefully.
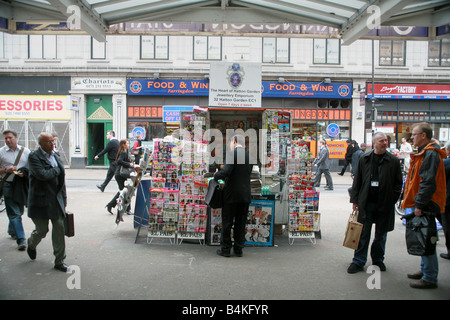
[101,161,117,189]
[437,210,450,254]
[221,202,249,252]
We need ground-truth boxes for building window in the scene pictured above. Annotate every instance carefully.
[379,40,406,66]
[313,38,340,64]
[28,35,57,59]
[0,32,4,59]
[193,36,221,60]
[428,39,450,67]
[91,37,106,59]
[140,35,169,60]
[262,37,290,63]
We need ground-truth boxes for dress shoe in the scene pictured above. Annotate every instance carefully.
[105,204,113,214]
[27,246,36,260]
[407,271,423,280]
[54,263,69,272]
[373,261,386,271]
[338,172,344,176]
[234,250,243,257]
[409,279,438,289]
[440,253,450,260]
[216,249,231,257]
[347,263,363,274]
[97,184,105,192]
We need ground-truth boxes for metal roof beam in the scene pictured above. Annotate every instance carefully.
[46,0,108,42]
[340,0,415,45]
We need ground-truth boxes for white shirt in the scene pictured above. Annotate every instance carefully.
[0,144,31,182]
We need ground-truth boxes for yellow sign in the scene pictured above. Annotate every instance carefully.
[0,95,71,120]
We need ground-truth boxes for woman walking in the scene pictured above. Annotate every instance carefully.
[105,139,135,214]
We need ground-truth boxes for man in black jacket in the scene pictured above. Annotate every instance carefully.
[214,134,253,257]
[439,141,450,260]
[348,132,402,273]
[27,132,68,272]
[338,139,354,176]
[95,130,119,192]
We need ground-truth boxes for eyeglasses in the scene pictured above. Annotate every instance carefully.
[43,140,55,145]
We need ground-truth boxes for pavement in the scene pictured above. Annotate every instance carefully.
[0,168,449,302]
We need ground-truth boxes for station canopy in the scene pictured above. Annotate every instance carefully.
[1,0,449,44]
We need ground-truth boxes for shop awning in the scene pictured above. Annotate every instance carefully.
[1,0,449,44]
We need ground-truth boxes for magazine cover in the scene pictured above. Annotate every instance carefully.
[245,199,274,246]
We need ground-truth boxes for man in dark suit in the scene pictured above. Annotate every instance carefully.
[214,134,253,257]
[95,130,119,192]
[27,132,68,272]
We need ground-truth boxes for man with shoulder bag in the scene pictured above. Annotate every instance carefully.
[402,122,447,289]
[0,129,31,251]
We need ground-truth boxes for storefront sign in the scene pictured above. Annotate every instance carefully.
[271,108,351,120]
[367,84,450,99]
[262,81,352,99]
[72,77,125,91]
[162,106,194,122]
[127,79,352,101]
[132,126,146,139]
[127,79,209,96]
[0,95,71,120]
[326,123,340,137]
[326,141,347,159]
[128,106,162,118]
[209,62,262,108]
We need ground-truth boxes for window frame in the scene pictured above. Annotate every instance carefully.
[313,38,341,65]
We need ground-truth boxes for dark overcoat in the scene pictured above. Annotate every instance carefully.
[350,150,403,233]
[27,147,67,219]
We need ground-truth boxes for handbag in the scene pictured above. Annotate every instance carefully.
[64,211,75,237]
[205,179,223,209]
[131,148,140,156]
[343,209,363,250]
[119,165,134,178]
[0,147,24,198]
[404,212,437,256]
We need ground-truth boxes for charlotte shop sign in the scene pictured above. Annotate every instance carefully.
[209,62,262,108]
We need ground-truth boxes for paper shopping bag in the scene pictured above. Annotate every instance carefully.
[343,210,363,250]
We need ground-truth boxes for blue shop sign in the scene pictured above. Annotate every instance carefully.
[127,79,352,99]
[163,106,194,122]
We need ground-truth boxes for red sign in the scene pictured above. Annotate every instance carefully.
[128,106,162,118]
[367,84,450,99]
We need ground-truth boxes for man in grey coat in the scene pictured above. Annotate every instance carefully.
[314,139,333,190]
[27,132,68,272]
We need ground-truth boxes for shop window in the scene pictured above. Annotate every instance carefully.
[318,99,350,109]
[313,38,340,64]
[428,39,450,67]
[91,37,106,59]
[193,36,222,60]
[262,37,290,63]
[28,35,57,59]
[128,121,165,141]
[140,35,169,60]
[379,40,406,66]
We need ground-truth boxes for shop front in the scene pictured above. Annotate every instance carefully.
[0,76,72,165]
[126,79,210,149]
[70,77,127,168]
[366,83,450,150]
